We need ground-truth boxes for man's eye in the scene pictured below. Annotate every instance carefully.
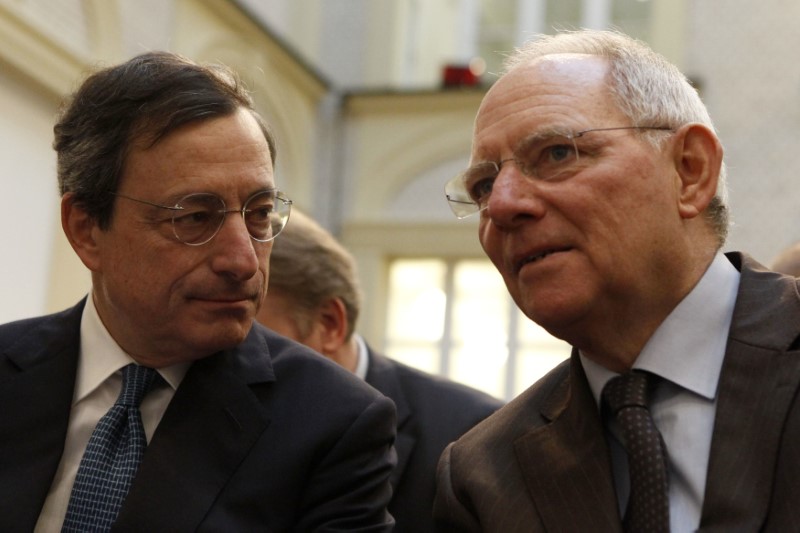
[532,142,579,180]
[545,144,576,162]
[174,209,213,228]
[246,204,273,223]
[469,177,494,205]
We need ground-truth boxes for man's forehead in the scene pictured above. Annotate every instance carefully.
[482,53,610,109]
[471,54,614,147]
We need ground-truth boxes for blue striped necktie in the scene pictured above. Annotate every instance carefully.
[62,364,161,532]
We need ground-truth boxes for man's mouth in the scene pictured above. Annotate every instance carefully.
[515,247,571,273]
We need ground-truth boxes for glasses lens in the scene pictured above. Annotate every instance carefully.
[445,162,498,219]
[519,134,580,182]
[172,193,225,245]
[244,190,291,242]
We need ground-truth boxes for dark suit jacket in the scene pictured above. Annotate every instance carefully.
[434,252,800,532]
[0,299,397,532]
[364,348,503,533]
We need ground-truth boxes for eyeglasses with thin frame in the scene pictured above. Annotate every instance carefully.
[112,188,293,245]
[444,126,674,219]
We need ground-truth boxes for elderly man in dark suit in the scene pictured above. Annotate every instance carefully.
[435,29,800,532]
[0,51,396,531]
[256,209,504,533]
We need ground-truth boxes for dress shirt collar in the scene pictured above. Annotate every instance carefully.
[582,252,741,405]
[76,292,190,404]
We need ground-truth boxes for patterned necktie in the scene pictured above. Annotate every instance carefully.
[603,371,670,533]
[62,364,161,532]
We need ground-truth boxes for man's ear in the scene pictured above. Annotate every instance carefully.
[671,123,723,220]
[61,193,103,272]
[316,297,350,355]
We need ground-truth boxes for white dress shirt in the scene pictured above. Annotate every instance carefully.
[582,253,740,532]
[35,295,190,532]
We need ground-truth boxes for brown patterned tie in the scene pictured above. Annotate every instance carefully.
[603,371,670,533]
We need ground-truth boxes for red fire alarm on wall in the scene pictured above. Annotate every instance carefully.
[442,57,486,88]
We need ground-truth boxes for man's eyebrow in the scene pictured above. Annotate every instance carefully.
[469,127,573,166]
[513,128,572,153]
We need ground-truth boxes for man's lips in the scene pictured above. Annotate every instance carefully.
[189,292,259,304]
[513,247,572,273]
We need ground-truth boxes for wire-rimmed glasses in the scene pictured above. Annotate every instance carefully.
[444,126,674,219]
[113,188,293,245]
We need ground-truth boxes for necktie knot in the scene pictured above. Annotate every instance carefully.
[117,364,160,407]
[602,370,652,414]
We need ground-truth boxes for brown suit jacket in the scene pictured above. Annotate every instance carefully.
[434,252,800,532]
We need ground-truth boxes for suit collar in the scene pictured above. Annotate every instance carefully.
[699,252,800,531]
[513,351,623,532]
[363,348,414,489]
[364,348,411,426]
[0,301,83,532]
[116,325,275,530]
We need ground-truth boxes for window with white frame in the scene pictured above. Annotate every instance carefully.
[384,257,571,400]
[475,0,655,87]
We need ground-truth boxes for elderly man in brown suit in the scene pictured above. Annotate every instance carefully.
[435,29,800,532]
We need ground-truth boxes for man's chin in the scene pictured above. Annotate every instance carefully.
[188,322,253,356]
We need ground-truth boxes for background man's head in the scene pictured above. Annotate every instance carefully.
[771,242,800,276]
[258,210,362,366]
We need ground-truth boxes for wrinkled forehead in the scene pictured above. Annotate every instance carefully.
[472,54,618,157]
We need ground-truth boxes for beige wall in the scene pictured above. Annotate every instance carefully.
[0,0,327,321]
[3,0,798,349]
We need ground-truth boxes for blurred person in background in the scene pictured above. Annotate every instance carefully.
[435,29,800,532]
[256,209,503,533]
[770,241,800,276]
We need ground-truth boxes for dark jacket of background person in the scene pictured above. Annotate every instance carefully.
[256,209,504,532]
[365,346,502,532]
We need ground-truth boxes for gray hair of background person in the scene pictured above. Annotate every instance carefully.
[53,50,277,230]
[267,210,363,340]
[503,30,729,246]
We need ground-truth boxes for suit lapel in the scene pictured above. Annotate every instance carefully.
[115,329,274,531]
[0,302,82,532]
[514,351,622,533]
[699,253,800,531]
[365,349,414,489]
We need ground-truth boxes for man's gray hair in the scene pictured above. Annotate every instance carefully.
[503,30,729,246]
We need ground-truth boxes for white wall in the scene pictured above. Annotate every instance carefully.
[685,0,800,265]
[0,65,61,323]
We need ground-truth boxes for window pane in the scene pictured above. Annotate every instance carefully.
[450,260,509,397]
[545,0,581,30]
[514,312,571,395]
[450,345,506,399]
[478,0,517,79]
[385,259,446,372]
[386,259,446,341]
[612,0,652,41]
[384,344,440,375]
[384,256,572,401]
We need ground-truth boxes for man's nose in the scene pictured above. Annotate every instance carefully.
[208,213,261,280]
